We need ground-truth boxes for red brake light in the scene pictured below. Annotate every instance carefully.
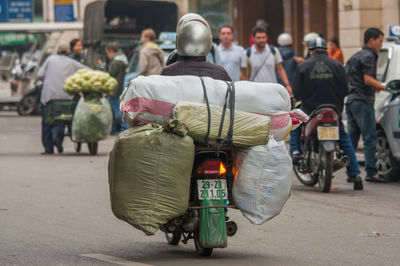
[316,110,338,124]
[196,160,226,176]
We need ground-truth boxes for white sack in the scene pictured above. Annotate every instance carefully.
[120,75,296,141]
[232,139,292,224]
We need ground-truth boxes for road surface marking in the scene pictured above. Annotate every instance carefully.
[80,253,153,266]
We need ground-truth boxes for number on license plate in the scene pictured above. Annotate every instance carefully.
[317,126,339,140]
[197,179,228,200]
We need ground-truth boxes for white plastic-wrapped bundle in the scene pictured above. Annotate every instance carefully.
[232,139,292,224]
[120,75,305,141]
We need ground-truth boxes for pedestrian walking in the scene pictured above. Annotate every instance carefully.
[327,37,344,64]
[240,26,292,96]
[217,25,245,82]
[345,27,386,182]
[138,28,164,76]
[104,42,129,135]
[69,39,83,63]
[290,37,363,190]
[38,42,89,154]
[276,33,299,87]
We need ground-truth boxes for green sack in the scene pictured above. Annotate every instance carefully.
[173,101,270,146]
[199,180,227,248]
[108,120,195,235]
[71,97,112,143]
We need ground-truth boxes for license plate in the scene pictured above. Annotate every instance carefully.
[197,179,227,200]
[317,126,339,140]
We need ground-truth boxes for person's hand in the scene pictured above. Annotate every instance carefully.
[294,56,304,64]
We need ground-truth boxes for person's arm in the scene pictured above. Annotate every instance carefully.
[276,63,293,96]
[37,58,49,79]
[240,68,248,80]
[293,67,305,101]
[138,50,148,75]
[364,74,385,92]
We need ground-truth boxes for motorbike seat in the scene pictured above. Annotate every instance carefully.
[308,104,340,121]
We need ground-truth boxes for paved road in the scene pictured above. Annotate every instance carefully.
[1,112,400,266]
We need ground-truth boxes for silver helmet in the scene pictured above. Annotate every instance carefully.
[303,32,320,44]
[277,33,293,46]
[176,13,212,57]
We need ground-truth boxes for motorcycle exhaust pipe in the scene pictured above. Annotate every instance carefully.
[333,155,350,172]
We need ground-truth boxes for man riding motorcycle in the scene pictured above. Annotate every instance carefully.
[161,13,231,81]
[290,37,363,190]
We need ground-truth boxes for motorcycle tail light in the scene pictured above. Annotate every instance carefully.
[196,160,226,176]
[316,110,338,123]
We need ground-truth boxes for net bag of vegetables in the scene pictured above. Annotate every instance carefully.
[71,97,113,143]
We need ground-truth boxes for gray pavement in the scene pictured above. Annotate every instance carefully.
[1,112,400,266]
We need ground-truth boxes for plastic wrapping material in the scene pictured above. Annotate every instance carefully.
[108,120,194,235]
[199,180,227,248]
[233,139,292,225]
[71,97,112,143]
[173,101,270,146]
[120,75,303,140]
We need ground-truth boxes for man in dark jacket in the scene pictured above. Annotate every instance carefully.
[345,28,385,182]
[161,13,231,81]
[105,42,129,134]
[290,37,363,190]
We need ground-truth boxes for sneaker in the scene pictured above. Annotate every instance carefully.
[291,150,302,165]
[346,176,354,183]
[365,174,388,183]
[41,151,54,155]
[353,175,363,190]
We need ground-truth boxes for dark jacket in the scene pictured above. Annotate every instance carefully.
[69,52,82,63]
[107,53,128,98]
[293,51,349,115]
[345,45,378,106]
[161,56,232,81]
[277,45,298,86]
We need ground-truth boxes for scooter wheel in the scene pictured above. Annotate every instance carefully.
[17,94,37,116]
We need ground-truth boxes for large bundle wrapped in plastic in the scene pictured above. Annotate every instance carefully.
[108,120,194,235]
[173,101,270,146]
[120,75,307,141]
[72,97,112,143]
[233,139,292,224]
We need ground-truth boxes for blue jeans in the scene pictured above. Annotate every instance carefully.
[289,121,361,177]
[107,95,128,135]
[346,100,377,176]
[41,104,65,153]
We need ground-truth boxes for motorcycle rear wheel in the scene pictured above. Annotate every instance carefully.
[318,148,333,193]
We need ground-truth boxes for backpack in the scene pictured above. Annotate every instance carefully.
[246,45,277,78]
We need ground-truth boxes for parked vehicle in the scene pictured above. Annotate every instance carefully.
[293,104,351,192]
[0,23,83,112]
[374,39,400,180]
[162,144,237,256]
[17,80,42,116]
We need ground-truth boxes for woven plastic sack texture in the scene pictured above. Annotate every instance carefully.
[173,101,270,146]
[108,120,194,235]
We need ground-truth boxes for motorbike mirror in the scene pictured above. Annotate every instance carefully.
[386,80,400,94]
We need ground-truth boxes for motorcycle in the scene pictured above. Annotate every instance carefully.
[17,79,42,116]
[293,104,350,193]
[162,144,237,256]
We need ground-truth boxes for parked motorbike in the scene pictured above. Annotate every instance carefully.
[293,104,350,193]
[161,144,237,256]
[17,79,42,116]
